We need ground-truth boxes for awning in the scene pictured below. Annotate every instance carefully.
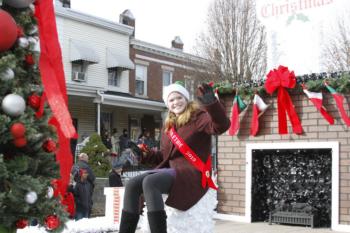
[70,39,100,63]
[95,93,165,112]
[106,48,134,70]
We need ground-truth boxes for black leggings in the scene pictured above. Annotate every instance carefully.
[123,172,174,213]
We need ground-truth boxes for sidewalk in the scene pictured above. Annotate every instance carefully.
[214,220,340,233]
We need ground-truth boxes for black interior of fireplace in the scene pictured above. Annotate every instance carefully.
[251,148,332,227]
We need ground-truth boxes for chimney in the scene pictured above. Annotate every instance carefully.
[171,36,184,50]
[119,9,135,37]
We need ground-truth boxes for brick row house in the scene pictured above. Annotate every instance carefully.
[54,3,203,155]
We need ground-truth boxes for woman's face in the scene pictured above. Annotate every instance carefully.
[167,92,188,116]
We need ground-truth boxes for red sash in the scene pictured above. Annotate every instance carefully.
[167,127,218,190]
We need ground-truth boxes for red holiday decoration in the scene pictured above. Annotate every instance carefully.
[28,93,41,109]
[35,1,78,206]
[15,219,28,229]
[264,65,303,135]
[25,54,35,65]
[10,122,26,138]
[61,192,75,218]
[0,10,18,52]
[44,215,60,230]
[42,138,57,152]
[13,137,27,147]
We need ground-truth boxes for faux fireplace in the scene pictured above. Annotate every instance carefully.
[251,148,331,227]
[245,142,339,229]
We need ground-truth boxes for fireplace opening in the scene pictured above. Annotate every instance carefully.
[251,148,332,227]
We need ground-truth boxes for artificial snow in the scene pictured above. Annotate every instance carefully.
[139,189,217,233]
[17,217,119,233]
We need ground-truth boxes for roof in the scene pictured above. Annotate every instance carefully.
[131,39,207,64]
[55,4,134,36]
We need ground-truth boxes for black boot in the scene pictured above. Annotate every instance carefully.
[147,210,167,233]
[119,210,139,233]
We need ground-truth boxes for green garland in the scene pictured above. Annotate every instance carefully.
[214,72,350,101]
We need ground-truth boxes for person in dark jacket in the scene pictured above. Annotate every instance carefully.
[70,169,92,220]
[71,153,95,217]
[119,129,130,152]
[109,160,123,187]
[118,82,230,233]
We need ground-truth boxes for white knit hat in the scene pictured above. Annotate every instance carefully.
[162,83,190,106]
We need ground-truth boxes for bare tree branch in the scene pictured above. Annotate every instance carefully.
[322,18,350,72]
[194,0,267,83]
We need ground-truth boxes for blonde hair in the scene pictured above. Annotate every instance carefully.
[164,101,199,132]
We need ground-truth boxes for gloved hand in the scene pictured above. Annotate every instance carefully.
[196,83,216,105]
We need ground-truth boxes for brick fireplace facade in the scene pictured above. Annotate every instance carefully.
[216,92,350,231]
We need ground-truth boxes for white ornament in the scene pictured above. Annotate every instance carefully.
[4,0,35,8]
[25,191,38,204]
[18,37,29,48]
[1,94,26,117]
[0,68,15,81]
[28,37,39,52]
[46,186,54,199]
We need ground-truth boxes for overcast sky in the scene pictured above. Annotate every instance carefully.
[71,0,213,53]
[70,0,350,75]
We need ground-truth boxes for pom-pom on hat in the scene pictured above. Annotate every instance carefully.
[162,81,190,106]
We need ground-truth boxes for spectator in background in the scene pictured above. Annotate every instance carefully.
[102,131,112,150]
[71,153,95,217]
[137,129,155,149]
[109,160,124,187]
[69,169,92,220]
[119,129,130,152]
[111,128,119,154]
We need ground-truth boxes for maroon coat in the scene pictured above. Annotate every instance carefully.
[144,100,230,211]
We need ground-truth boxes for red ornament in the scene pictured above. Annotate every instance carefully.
[10,122,26,138]
[44,215,60,230]
[28,94,41,109]
[13,137,27,147]
[0,10,18,52]
[25,54,35,65]
[43,138,57,152]
[15,219,28,229]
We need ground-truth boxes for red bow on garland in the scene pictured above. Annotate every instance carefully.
[265,65,303,135]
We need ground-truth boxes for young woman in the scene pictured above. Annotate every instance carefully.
[119,83,230,233]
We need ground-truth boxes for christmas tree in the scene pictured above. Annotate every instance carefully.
[0,0,76,232]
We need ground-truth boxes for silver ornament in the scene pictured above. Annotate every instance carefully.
[4,0,35,8]
[25,191,38,204]
[18,37,29,48]
[0,68,15,81]
[1,94,26,117]
[46,186,54,199]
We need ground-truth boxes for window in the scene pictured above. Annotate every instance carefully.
[162,70,172,86]
[184,77,195,100]
[71,61,87,82]
[108,68,122,87]
[135,64,147,96]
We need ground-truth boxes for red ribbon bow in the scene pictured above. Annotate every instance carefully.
[265,65,303,134]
